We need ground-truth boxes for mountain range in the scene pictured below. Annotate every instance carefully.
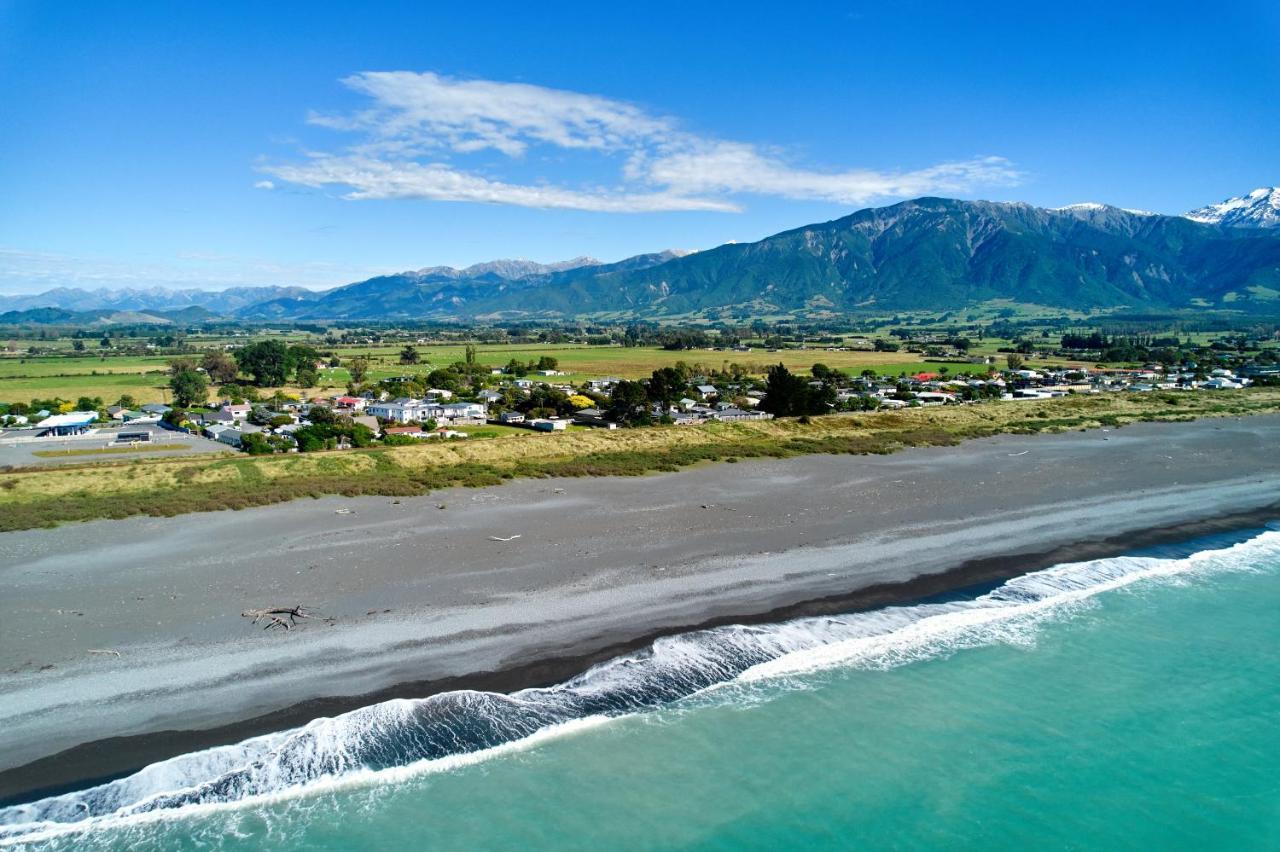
[3,189,1278,323]
[0,285,311,315]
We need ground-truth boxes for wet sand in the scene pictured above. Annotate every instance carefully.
[2,415,1278,801]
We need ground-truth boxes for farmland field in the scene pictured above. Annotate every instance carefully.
[0,354,172,377]
[0,339,1027,405]
[0,371,173,403]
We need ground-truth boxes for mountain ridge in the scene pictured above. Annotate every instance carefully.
[1186,187,1280,229]
[5,193,1279,323]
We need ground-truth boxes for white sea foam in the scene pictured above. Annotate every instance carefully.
[0,716,613,847]
[744,531,1280,682]
[4,530,1277,844]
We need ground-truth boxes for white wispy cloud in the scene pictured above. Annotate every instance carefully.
[267,156,739,212]
[309,71,672,157]
[641,143,1023,205]
[265,72,1023,212]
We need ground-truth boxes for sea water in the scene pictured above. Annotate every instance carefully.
[4,528,1279,850]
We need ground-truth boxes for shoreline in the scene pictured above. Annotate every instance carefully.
[2,415,1279,802]
[6,507,1276,807]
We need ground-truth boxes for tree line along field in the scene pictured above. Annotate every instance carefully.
[0,341,1035,405]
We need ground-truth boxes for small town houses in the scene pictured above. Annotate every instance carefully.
[169,355,1270,456]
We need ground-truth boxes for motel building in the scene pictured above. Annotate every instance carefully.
[36,411,99,436]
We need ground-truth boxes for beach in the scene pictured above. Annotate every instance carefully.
[2,414,1279,802]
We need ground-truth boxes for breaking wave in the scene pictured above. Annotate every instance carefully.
[4,530,1278,844]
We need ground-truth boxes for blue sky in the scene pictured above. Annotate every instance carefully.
[1,0,1277,293]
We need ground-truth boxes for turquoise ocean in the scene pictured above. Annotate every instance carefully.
[3,527,1279,850]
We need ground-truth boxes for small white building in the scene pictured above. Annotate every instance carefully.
[37,411,98,436]
[528,418,569,432]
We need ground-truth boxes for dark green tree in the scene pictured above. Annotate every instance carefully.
[608,380,652,426]
[761,364,833,417]
[239,432,274,455]
[235,340,292,386]
[170,369,208,407]
[201,351,240,383]
[295,364,319,389]
[646,366,688,408]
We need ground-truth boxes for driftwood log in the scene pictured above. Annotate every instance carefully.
[241,605,316,631]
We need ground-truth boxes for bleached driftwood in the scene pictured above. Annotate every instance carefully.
[241,605,316,631]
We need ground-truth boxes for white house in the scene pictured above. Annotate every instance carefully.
[367,398,436,423]
[437,402,486,423]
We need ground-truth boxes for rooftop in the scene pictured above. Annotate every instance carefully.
[37,411,98,428]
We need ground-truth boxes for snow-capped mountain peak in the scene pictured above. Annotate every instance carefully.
[1185,186,1280,228]
[1052,202,1156,217]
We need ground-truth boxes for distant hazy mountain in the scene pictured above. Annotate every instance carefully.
[1186,187,1280,229]
[0,285,313,315]
[237,250,694,320]
[410,257,602,280]
[0,305,220,326]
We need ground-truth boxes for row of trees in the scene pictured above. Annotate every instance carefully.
[166,342,335,407]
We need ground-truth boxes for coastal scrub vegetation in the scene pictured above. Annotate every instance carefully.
[1,388,1279,532]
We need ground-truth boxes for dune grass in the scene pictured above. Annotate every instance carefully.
[0,389,1277,532]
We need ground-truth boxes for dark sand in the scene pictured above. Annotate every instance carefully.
[2,415,1278,801]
